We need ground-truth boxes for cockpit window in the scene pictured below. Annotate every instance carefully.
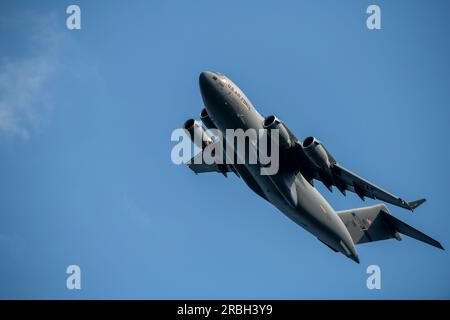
[212,76,217,81]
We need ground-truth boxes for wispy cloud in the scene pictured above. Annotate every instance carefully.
[0,56,55,139]
[0,12,61,140]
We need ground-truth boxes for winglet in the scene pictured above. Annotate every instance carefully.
[408,198,427,211]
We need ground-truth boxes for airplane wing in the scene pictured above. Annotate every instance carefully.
[337,204,443,249]
[291,139,426,211]
[329,164,426,211]
[186,151,232,176]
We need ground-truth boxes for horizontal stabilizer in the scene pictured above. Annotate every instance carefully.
[384,213,443,250]
[337,204,443,250]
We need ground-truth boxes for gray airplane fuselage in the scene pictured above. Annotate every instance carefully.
[199,71,359,263]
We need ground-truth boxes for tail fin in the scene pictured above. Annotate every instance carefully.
[337,204,444,250]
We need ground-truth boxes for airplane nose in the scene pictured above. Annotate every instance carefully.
[199,71,207,86]
[199,71,218,101]
[199,71,213,89]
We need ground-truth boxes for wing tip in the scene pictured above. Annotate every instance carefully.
[407,198,427,211]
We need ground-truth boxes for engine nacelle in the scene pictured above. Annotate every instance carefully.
[183,118,213,149]
[302,136,334,169]
[263,115,294,149]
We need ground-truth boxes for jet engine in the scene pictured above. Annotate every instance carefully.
[302,136,339,191]
[302,136,335,170]
[183,119,213,149]
[262,115,294,149]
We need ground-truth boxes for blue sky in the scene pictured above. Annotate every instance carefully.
[0,0,449,299]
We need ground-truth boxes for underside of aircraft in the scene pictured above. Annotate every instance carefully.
[180,71,444,262]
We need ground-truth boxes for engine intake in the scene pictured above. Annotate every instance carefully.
[302,136,333,169]
[262,115,293,149]
[183,119,213,149]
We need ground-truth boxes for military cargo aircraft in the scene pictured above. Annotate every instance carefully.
[182,71,443,263]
